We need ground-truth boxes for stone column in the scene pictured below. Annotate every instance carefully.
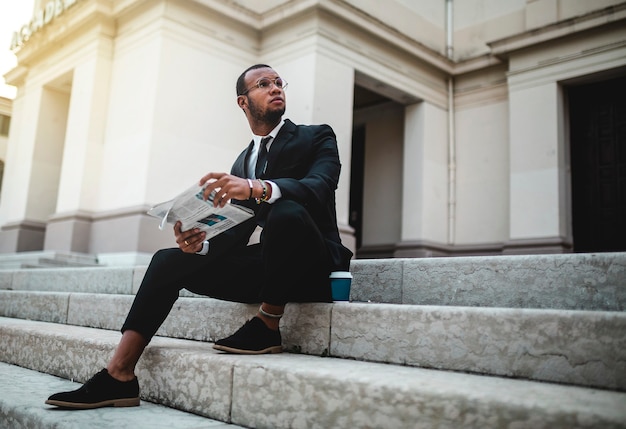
[396,101,449,257]
[506,81,569,253]
[0,81,69,252]
[44,38,113,252]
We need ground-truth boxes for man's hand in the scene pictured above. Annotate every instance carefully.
[174,221,206,253]
[199,173,251,208]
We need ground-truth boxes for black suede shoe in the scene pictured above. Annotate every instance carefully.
[213,317,283,354]
[45,369,140,409]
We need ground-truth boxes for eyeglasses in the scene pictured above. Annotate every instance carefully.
[242,77,288,95]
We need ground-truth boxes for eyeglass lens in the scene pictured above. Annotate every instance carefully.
[257,77,285,89]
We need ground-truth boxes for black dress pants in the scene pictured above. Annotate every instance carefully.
[121,200,333,342]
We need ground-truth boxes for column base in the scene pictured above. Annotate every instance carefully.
[356,237,573,258]
[502,237,572,255]
[45,211,94,253]
[43,206,176,255]
[0,220,46,253]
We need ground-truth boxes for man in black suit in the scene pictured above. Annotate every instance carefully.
[46,64,353,409]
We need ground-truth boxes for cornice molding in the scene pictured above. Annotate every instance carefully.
[3,66,29,88]
[488,3,626,57]
[13,0,116,67]
[315,0,453,73]
[8,0,625,82]
[0,219,47,231]
[202,0,456,73]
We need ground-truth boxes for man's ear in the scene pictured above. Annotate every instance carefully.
[237,95,247,111]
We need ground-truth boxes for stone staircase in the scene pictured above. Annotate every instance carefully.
[0,251,100,269]
[0,252,625,428]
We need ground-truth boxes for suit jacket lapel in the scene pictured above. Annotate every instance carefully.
[263,119,296,178]
[231,140,254,178]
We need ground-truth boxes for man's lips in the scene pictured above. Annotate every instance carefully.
[270,97,284,104]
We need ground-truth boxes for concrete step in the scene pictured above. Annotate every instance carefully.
[1,318,625,429]
[0,251,100,270]
[351,252,626,310]
[1,292,625,390]
[2,252,624,310]
[25,257,100,268]
[0,362,241,429]
[0,265,141,294]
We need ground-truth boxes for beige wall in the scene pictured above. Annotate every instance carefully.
[454,65,510,246]
[0,97,11,163]
[401,101,449,247]
[505,19,626,251]
[0,97,11,199]
[1,0,624,259]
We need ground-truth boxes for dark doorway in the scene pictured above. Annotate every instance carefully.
[349,125,365,249]
[569,75,626,252]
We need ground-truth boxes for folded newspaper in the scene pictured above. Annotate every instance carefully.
[147,183,254,240]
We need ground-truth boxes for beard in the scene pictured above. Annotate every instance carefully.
[248,97,285,125]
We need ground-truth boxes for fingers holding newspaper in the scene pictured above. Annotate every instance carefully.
[147,178,254,246]
[174,221,206,253]
[200,173,250,208]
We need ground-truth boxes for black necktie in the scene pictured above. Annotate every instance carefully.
[255,136,271,178]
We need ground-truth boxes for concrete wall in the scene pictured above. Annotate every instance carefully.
[1,0,624,259]
[454,65,510,247]
[0,97,11,164]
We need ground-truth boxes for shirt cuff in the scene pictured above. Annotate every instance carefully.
[195,240,209,255]
[265,180,282,204]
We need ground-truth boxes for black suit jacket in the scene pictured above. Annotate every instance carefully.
[209,119,352,271]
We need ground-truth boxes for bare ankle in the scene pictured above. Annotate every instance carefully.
[257,314,280,330]
[106,365,136,382]
[106,330,146,382]
[257,303,284,331]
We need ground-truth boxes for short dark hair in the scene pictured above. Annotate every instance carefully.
[236,64,272,96]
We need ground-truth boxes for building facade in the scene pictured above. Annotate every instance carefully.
[0,96,11,196]
[1,0,625,264]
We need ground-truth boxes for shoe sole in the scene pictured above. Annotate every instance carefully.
[212,344,283,354]
[45,397,140,409]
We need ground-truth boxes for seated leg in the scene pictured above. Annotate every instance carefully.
[214,200,332,355]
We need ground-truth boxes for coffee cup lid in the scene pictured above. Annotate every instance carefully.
[329,271,352,279]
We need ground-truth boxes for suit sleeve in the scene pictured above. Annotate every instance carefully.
[203,147,257,258]
[271,125,341,212]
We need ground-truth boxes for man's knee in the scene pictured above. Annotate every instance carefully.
[265,200,309,230]
[151,248,179,265]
